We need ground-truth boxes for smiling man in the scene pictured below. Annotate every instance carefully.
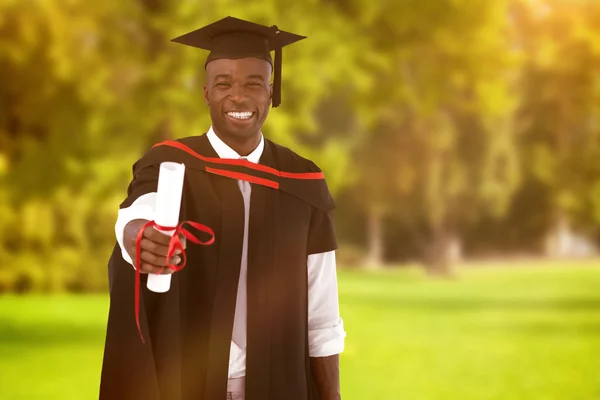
[207,55,272,156]
[99,16,345,400]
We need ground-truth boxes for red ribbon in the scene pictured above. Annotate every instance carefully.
[154,140,326,180]
[134,220,215,343]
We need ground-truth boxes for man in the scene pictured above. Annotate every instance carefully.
[100,16,345,400]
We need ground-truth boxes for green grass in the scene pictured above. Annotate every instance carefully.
[1,260,600,399]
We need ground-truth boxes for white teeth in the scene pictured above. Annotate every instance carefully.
[227,112,253,120]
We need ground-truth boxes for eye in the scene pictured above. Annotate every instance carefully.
[247,82,262,87]
[216,81,231,88]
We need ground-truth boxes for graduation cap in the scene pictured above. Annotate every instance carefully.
[171,16,306,107]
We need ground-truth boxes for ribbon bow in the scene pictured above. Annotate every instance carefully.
[134,220,215,343]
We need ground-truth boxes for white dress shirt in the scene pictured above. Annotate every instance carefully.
[115,127,346,378]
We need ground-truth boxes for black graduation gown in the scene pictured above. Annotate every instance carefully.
[99,133,338,400]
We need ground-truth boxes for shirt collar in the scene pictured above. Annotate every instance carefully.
[206,126,264,164]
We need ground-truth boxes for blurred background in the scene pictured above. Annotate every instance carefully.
[1,0,600,398]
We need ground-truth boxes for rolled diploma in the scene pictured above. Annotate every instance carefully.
[146,161,186,293]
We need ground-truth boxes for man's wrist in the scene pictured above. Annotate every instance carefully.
[310,354,341,400]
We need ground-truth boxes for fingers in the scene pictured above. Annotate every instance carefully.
[137,233,183,274]
[139,250,181,267]
[143,226,173,246]
[136,236,182,256]
[138,262,175,275]
[125,223,186,275]
[139,238,170,257]
[137,255,182,274]
[180,235,187,250]
[168,255,182,265]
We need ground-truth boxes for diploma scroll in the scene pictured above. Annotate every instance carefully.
[146,162,186,293]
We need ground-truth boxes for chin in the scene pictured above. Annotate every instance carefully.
[216,123,256,139]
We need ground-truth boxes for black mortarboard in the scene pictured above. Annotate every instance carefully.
[171,16,306,107]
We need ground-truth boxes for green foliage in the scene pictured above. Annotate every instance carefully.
[1,0,600,290]
[347,0,521,229]
[514,0,600,234]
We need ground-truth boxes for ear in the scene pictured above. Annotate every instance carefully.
[203,84,210,105]
[269,83,273,105]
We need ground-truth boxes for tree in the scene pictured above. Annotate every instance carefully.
[0,0,368,291]
[332,0,521,272]
[512,0,600,256]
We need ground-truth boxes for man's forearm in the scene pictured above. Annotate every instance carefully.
[310,354,341,400]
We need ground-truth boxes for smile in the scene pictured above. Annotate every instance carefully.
[226,111,254,120]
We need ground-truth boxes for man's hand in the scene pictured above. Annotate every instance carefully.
[123,219,184,274]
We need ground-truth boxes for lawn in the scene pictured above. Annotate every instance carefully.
[1,260,599,399]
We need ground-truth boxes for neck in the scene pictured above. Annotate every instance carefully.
[213,128,262,157]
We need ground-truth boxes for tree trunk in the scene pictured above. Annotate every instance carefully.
[545,96,572,258]
[544,209,571,258]
[423,227,462,277]
[364,205,384,269]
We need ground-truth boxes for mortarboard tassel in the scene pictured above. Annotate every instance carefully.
[272,25,282,108]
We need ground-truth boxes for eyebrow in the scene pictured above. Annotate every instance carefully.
[214,74,232,80]
[246,74,266,80]
[213,74,266,81]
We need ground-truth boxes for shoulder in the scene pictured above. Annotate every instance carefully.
[148,135,206,154]
[174,135,205,148]
[267,139,323,175]
[133,134,208,171]
[267,139,336,212]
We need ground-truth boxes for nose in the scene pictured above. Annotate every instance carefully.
[229,83,249,103]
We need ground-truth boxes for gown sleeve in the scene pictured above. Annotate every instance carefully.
[100,158,164,400]
[306,206,338,255]
[120,161,160,209]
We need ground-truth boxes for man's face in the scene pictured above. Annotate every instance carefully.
[204,57,272,142]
